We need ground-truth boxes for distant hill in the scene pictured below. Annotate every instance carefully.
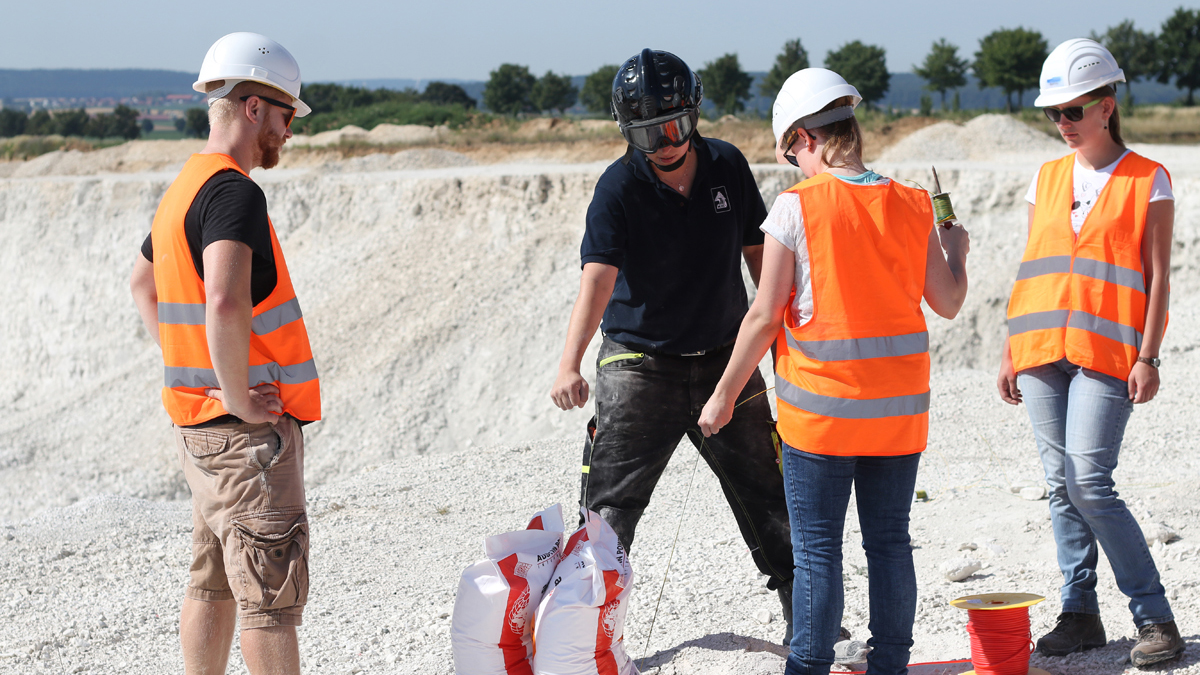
[0,69,197,100]
[0,68,1184,111]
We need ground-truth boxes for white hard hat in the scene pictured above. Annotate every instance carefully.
[193,32,311,117]
[1034,38,1125,108]
[771,68,862,149]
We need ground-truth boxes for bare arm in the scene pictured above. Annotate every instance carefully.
[997,204,1038,405]
[699,236,795,436]
[922,222,970,319]
[202,240,282,424]
[550,262,618,410]
[743,244,764,288]
[1129,199,1174,403]
[130,252,160,348]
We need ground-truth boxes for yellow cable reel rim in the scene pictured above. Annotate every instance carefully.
[950,592,1045,611]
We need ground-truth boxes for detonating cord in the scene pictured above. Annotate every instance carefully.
[965,607,1034,675]
[638,388,773,665]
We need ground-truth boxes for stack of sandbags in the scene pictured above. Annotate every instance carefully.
[533,510,638,675]
[451,504,566,675]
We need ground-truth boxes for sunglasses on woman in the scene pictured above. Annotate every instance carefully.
[1043,98,1101,123]
[240,94,296,128]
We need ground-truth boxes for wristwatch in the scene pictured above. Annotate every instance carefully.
[1137,356,1161,368]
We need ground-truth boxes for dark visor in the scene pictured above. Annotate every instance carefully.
[621,108,699,153]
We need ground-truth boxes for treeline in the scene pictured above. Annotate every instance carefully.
[0,104,146,139]
[291,81,477,134]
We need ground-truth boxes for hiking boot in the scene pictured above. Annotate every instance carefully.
[1131,621,1185,667]
[1036,612,1106,656]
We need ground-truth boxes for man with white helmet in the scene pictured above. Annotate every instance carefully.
[998,38,1183,667]
[129,32,318,674]
[700,67,969,674]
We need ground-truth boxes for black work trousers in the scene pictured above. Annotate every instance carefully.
[581,336,794,590]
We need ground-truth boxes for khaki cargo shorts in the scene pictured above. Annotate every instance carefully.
[176,415,308,629]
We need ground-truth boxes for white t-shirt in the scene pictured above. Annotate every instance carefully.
[1024,150,1174,235]
[761,172,897,326]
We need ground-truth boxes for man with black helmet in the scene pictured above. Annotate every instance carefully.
[550,48,796,642]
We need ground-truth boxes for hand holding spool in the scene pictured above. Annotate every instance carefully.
[931,166,957,229]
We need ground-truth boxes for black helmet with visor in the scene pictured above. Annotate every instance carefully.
[611,48,703,154]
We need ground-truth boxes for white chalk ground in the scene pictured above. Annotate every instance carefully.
[0,117,1197,673]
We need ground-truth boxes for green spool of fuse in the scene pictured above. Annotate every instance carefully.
[931,166,956,228]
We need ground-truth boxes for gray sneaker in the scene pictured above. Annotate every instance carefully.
[1131,621,1185,667]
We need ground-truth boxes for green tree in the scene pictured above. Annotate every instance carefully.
[1091,20,1156,106]
[1156,7,1200,106]
[110,105,141,139]
[825,41,890,106]
[974,27,1048,111]
[760,39,810,98]
[483,63,536,115]
[420,82,476,108]
[27,110,53,135]
[185,108,210,138]
[531,71,578,115]
[54,108,90,136]
[580,64,619,114]
[699,53,753,115]
[174,117,186,133]
[0,109,26,137]
[141,118,155,135]
[913,39,968,109]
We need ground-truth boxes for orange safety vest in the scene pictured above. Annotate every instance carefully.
[1007,151,1167,380]
[150,153,321,426]
[773,173,933,456]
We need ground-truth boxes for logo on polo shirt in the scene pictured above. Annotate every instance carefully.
[711,186,730,213]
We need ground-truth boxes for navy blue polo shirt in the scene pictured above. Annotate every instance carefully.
[581,135,767,354]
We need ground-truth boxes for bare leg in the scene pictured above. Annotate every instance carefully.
[242,625,301,675]
[181,597,236,675]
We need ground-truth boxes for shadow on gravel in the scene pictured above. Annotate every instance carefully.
[1027,633,1197,674]
[635,631,788,670]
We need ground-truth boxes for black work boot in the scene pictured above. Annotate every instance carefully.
[777,586,793,646]
[1036,612,1106,656]
[1131,620,1185,667]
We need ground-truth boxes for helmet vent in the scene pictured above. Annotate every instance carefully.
[259,48,270,54]
[1076,60,1100,71]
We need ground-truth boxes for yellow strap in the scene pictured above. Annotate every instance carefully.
[580,465,590,474]
[598,352,645,368]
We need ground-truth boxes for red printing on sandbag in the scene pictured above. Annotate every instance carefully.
[496,553,535,675]
[593,569,623,675]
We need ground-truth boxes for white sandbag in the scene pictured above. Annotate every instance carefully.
[533,509,637,675]
[452,504,566,675]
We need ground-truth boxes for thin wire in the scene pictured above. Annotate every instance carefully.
[638,387,773,665]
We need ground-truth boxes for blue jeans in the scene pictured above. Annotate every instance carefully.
[1019,358,1173,627]
[782,443,920,675]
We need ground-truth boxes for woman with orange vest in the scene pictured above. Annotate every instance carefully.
[997,39,1182,666]
[699,68,969,675]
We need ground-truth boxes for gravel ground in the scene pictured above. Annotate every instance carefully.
[1,128,1197,673]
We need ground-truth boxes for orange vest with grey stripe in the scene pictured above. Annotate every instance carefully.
[150,153,320,426]
[1007,152,1167,381]
[773,173,933,457]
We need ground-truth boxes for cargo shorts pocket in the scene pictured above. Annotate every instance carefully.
[231,515,309,611]
[180,429,230,458]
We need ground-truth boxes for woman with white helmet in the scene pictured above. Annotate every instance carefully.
[699,68,970,675]
[997,38,1182,666]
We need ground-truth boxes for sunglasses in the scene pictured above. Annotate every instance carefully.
[240,94,296,128]
[621,108,699,153]
[1043,98,1101,123]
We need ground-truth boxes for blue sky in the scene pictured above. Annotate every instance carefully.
[3,1,1191,81]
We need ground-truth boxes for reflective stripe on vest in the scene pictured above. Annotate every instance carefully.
[151,153,321,426]
[1006,152,1165,379]
[158,297,304,335]
[165,359,319,389]
[773,174,933,457]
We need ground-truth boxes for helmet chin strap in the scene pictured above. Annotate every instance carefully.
[648,149,688,173]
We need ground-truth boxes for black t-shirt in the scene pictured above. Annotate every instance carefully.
[581,135,767,354]
[141,170,277,305]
